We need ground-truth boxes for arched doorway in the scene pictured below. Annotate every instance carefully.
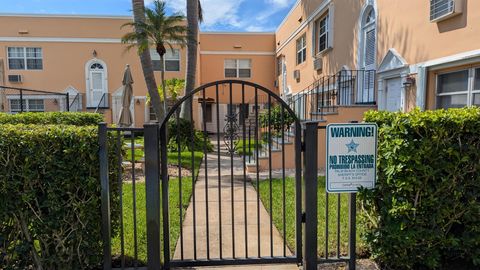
[85,59,108,108]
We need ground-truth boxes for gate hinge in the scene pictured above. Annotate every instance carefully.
[301,212,306,223]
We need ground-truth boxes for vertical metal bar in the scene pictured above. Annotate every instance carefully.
[176,112,184,260]
[130,132,138,267]
[281,106,286,257]
[99,123,111,270]
[144,123,161,270]
[190,98,197,260]
[160,124,171,267]
[229,82,235,258]
[202,89,210,259]
[268,94,273,257]
[242,84,248,258]
[20,89,24,113]
[325,191,329,260]
[337,194,341,258]
[255,88,261,258]
[216,84,223,259]
[66,94,70,112]
[349,193,357,270]
[116,131,125,269]
[294,121,302,265]
[303,122,318,270]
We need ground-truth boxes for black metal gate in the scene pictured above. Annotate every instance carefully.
[99,80,357,270]
[156,80,302,268]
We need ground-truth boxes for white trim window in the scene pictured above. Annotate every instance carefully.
[436,67,480,108]
[9,98,45,113]
[7,47,43,70]
[151,49,180,72]
[296,34,306,65]
[224,59,251,78]
[430,0,454,21]
[314,13,329,54]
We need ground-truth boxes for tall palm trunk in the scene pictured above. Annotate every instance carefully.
[132,0,164,121]
[159,54,168,114]
[179,0,199,121]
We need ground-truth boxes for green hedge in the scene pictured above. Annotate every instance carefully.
[360,108,480,269]
[0,112,103,126]
[0,124,121,269]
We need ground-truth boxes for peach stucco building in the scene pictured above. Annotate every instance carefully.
[0,0,479,138]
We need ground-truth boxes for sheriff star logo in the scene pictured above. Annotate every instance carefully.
[346,140,359,153]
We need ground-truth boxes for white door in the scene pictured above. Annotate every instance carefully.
[386,78,402,112]
[87,62,107,107]
[90,71,105,106]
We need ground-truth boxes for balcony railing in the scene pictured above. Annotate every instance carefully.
[288,70,376,121]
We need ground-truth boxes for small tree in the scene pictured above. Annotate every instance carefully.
[122,0,187,122]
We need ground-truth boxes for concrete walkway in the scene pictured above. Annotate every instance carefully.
[172,140,297,269]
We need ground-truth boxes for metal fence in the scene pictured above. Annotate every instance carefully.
[0,86,73,113]
[288,70,376,121]
[99,80,358,270]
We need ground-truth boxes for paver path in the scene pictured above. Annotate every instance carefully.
[172,140,297,269]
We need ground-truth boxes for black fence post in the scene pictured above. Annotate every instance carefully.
[303,121,318,270]
[98,123,112,270]
[144,123,161,270]
[20,89,24,113]
[348,193,357,270]
[66,94,70,112]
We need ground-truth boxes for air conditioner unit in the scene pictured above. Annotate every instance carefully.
[430,0,463,22]
[8,75,22,83]
[313,57,323,71]
[293,70,300,81]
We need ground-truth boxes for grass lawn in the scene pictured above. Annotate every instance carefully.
[256,176,364,257]
[234,138,261,156]
[112,151,203,264]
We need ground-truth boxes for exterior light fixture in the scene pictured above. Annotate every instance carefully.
[92,50,98,58]
[403,76,416,87]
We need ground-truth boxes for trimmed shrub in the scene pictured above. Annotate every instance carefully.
[359,108,480,269]
[167,118,213,152]
[0,112,103,126]
[0,124,121,269]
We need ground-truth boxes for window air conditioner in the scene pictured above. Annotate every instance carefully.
[8,75,22,83]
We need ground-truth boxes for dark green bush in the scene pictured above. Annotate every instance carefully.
[0,112,103,126]
[0,124,121,269]
[359,108,480,269]
[259,104,296,135]
[167,118,213,152]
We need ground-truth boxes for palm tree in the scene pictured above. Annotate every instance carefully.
[180,0,203,121]
[122,0,187,121]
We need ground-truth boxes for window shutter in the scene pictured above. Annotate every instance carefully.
[92,72,103,90]
[328,4,334,49]
[365,29,375,66]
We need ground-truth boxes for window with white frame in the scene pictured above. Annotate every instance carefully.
[224,59,251,78]
[430,0,455,21]
[8,47,43,70]
[314,13,329,54]
[296,34,307,65]
[151,48,180,71]
[436,67,480,109]
[9,98,45,113]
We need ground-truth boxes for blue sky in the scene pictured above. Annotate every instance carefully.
[0,0,296,32]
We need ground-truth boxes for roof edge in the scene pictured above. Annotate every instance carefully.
[0,13,132,19]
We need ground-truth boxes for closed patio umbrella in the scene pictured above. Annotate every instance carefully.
[118,64,134,126]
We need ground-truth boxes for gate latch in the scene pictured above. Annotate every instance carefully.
[301,212,306,223]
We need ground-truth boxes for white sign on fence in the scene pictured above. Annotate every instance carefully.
[326,123,377,193]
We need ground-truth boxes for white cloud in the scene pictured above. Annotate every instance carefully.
[245,25,267,32]
[165,0,244,29]
[265,0,292,8]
